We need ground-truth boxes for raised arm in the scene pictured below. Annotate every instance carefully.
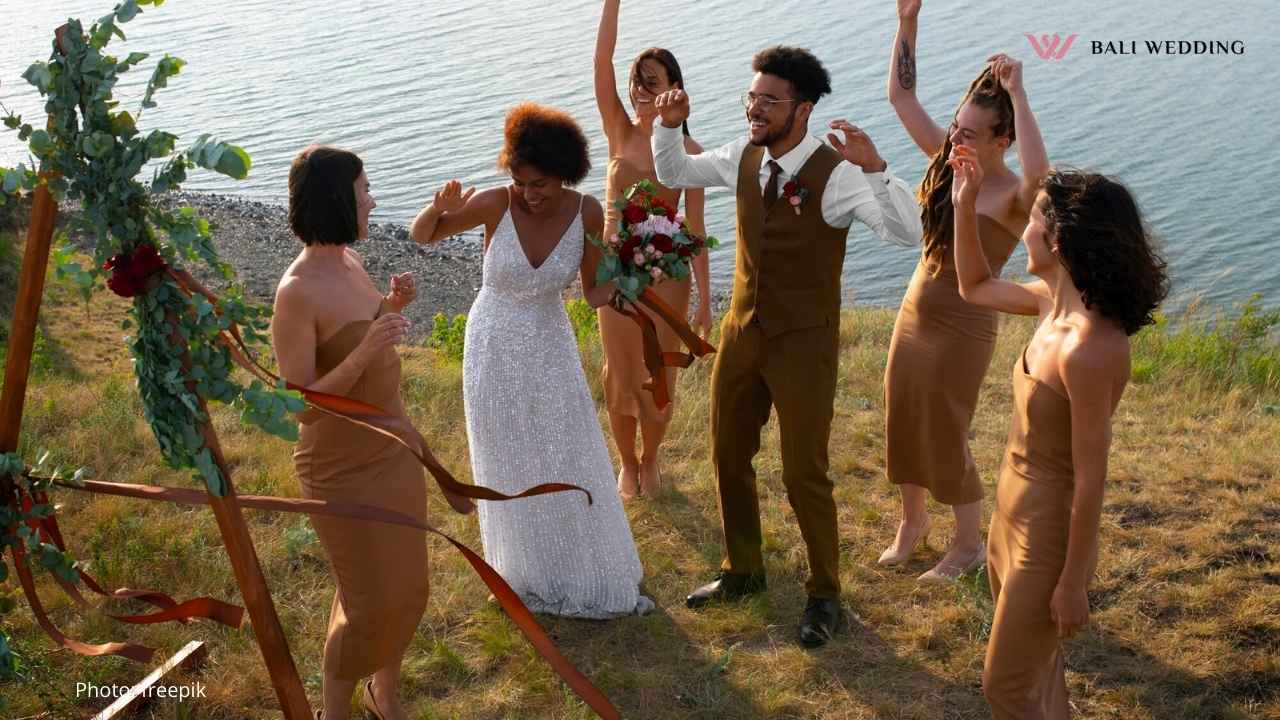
[595,0,631,139]
[410,183,501,245]
[826,120,923,247]
[651,89,739,189]
[682,138,713,335]
[990,53,1050,214]
[887,0,947,157]
[950,144,1047,315]
[579,195,617,308]
[1052,338,1126,639]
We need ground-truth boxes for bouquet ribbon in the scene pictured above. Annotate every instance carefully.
[614,287,717,410]
[0,265,621,719]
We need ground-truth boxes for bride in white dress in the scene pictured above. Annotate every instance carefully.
[410,103,652,618]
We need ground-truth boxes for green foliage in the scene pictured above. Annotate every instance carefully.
[565,298,599,344]
[426,313,468,364]
[1131,294,1280,396]
[427,301,600,365]
[0,2,299,495]
[283,518,318,562]
[1,451,86,685]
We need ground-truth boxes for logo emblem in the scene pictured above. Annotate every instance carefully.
[1025,33,1079,61]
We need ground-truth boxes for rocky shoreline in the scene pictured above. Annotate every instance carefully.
[9,190,727,341]
[143,192,490,339]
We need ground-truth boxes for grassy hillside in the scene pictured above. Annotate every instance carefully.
[2,231,1278,719]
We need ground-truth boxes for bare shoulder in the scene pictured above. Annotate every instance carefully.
[273,270,316,315]
[474,186,509,208]
[580,192,605,223]
[344,246,363,265]
[1060,322,1130,388]
[1003,170,1035,217]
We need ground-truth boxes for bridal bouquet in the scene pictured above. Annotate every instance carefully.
[590,179,718,305]
[587,179,717,411]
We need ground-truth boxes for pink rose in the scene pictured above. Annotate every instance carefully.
[633,252,646,265]
[789,195,802,206]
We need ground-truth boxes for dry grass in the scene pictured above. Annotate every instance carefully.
[2,235,1278,719]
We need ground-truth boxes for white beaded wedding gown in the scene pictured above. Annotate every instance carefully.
[463,189,650,618]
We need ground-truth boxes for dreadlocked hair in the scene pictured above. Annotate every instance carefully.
[917,64,1016,274]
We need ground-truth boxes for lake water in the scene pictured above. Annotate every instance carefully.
[3,0,1277,310]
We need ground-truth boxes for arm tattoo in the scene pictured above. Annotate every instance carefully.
[897,39,917,91]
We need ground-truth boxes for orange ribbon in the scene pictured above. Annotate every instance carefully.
[0,266,621,718]
[615,286,717,410]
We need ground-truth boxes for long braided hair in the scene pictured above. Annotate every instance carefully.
[918,66,1016,274]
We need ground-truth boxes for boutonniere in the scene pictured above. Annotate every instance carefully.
[781,178,809,216]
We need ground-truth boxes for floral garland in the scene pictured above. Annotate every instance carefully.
[0,0,301,498]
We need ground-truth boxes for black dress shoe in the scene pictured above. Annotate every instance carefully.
[798,597,843,648]
[685,572,767,609]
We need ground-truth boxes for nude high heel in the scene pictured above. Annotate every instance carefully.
[362,678,386,720]
[918,542,986,584]
[877,515,932,566]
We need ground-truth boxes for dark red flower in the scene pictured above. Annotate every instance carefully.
[676,244,693,258]
[623,202,647,225]
[103,244,167,298]
[620,234,643,260]
[783,180,799,196]
[651,197,677,221]
[651,233,674,254]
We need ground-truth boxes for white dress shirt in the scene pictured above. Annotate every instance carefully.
[651,121,923,248]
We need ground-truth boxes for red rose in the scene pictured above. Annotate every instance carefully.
[103,244,167,298]
[129,244,166,282]
[651,197,677,221]
[783,180,798,196]
[106,271,141,298]
[676,244,693,258]
[651,233,674,254]
[620,234,643,260]
[623,202,647,225]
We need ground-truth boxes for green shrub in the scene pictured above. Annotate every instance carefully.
[426,301,601,365]
[565,298,599,344]
[1131,294,1280,396]
[425,313,467,364]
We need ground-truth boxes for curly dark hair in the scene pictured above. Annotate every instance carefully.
[1040,170,1170,335]
[497,102,591,186]
[751,46,832,104]
[288,145,363,246]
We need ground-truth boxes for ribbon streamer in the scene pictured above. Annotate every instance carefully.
[0,264,623,719]
[616,286,717,410]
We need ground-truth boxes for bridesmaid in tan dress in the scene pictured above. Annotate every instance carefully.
[880,0,1051,583]
[273,146,425,720]
[950,150,1168,718]
[594,0,712,500]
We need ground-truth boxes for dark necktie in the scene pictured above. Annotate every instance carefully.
[763,160,783,209]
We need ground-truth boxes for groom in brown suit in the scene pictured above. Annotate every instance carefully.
[652,47,922,647]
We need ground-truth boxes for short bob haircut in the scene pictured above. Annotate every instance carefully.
[497,102,591,186]
[752,45,832,105]
[1040,170,1170,336]
[288,145,364,246]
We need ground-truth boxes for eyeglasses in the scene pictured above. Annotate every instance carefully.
[741,92,799,112]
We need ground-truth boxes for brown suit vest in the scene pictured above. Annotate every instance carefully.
[730,142,849,338]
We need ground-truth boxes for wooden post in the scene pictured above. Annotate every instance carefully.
[0,25,313,719]
[0,181,58,471]
[193,403,313,718]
